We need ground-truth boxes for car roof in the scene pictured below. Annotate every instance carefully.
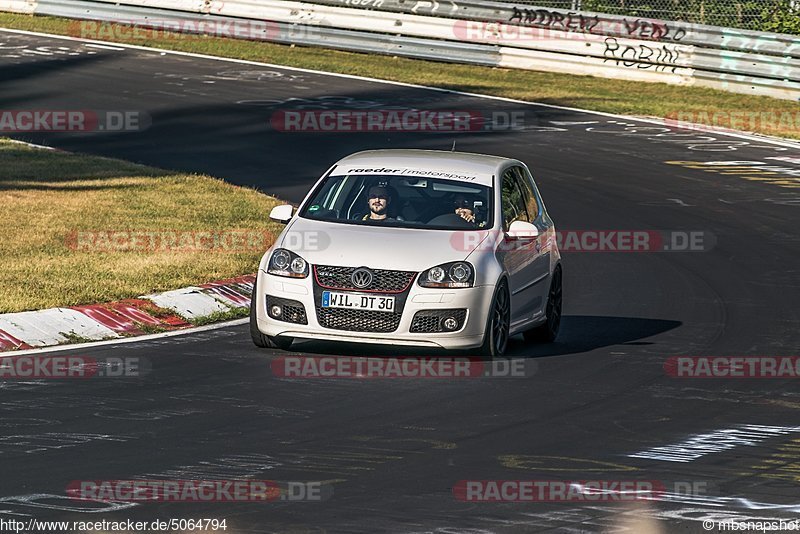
[333,149,517,186]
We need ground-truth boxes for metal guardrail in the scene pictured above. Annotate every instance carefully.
[26,0,502,64]
[2,0,798,100]
[349,1,797,82]
[1,0,36,13]
[403,0,799,37]
[305,0,800,58]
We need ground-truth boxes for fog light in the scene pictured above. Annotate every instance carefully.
[442,317,459,331]
[270,305,282,317]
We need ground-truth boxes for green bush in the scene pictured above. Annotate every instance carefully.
[759,0,800,34]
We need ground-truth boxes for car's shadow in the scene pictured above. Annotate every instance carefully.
[288,315,681,358]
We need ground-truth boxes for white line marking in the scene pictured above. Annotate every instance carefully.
[666,198,692,206]
[3,138,57,150]
[549,120,599,125]
[629,425,800,462]
[83,43,125,50]
[0,318,248,357]
[0,26,799,150]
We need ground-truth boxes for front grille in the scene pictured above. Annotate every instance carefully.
[410,309,467,333]
[314,265,416,293]
[266,295,308,325]
[317,308,402,333]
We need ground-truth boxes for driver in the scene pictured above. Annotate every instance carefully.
[363,185,397,222]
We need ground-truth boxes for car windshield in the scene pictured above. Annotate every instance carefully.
[299,174,493,230]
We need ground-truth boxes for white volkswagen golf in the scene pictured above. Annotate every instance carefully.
[250,149,562,357]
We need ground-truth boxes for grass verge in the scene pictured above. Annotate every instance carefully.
[0,139,282,313]
[189,307,250,327]
[0,13,798,140]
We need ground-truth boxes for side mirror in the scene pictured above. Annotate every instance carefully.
[507,220,539,240]
[269,204,294,224]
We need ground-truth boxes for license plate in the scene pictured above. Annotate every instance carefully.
[321,291,395,312]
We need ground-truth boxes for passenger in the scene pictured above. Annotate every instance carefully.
[453,195,477,224]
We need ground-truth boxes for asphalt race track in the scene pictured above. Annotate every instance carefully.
[2,29,800,533]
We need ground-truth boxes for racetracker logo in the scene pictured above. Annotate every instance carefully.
[0,110,149,132]
[453,480,666,501]
[449,230,715,253]
[272,356,534,378]
[68,19,320,41]
[66,230,274,253]
[452,20,607,42]
[270,110,485,132]
[0,356,146,379]
[664,110,800,134]
[665,356,800,378]
[66,480,328,502]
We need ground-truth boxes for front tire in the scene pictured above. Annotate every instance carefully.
[249,276,294,350]
[481,280,510,358]
[524,266,562,343]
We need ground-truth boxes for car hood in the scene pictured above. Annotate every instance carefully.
[278,217,489,271]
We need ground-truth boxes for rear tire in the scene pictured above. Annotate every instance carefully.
[524,266,562,343]
[249,276,294,350]
[481,280,510,358]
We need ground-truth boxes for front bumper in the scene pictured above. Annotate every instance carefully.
[254,270,495,350]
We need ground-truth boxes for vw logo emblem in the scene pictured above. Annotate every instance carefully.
[351,268,373,289]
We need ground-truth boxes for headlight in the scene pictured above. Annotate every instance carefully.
[268,248,309,278]
[418,262,474,288]
[429,266,446,283]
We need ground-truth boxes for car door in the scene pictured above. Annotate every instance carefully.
[499,167,545,326]
[514,166,551,316]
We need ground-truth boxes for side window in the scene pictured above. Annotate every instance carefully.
[513,167,540,221]
[501,169,529,231]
